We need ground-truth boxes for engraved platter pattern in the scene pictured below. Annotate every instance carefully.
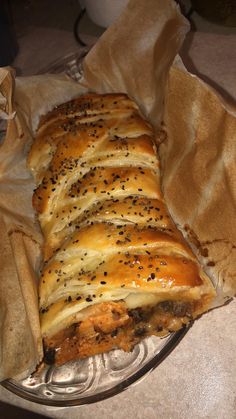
[3,330,188,406]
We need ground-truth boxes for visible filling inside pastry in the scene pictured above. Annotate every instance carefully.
[43,299,199,365]
[30,94,216,366]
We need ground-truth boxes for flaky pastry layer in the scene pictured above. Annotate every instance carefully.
[28,93,216,364]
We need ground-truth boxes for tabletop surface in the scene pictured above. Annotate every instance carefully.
[1,2,236,418]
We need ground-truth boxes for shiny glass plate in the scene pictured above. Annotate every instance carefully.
[3,328,189,406]
[2,51,190,405]
[37,49,90,81]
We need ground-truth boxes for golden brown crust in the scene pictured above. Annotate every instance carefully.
[37,93,139,133]
[29,93,216,363]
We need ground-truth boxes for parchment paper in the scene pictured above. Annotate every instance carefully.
[0,0,235,381]
[82,0,236,302]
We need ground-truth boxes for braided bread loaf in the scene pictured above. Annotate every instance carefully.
[28,93,215,365]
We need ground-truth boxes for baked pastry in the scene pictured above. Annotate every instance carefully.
[28,93,216,365]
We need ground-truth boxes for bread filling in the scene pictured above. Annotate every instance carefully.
[44,299,195,365]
